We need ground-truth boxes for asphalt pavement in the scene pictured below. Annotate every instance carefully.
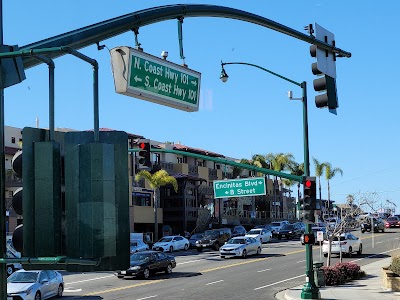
[276,257,400,300]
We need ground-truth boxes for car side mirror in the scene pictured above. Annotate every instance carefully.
[41,279,49,284]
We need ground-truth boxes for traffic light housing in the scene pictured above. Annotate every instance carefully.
[11,150,23,253]
[310,23,338,113]
[137,139,151,170]
[301,176,317,223]
[303,233,315,245]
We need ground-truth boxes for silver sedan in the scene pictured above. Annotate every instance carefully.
[7,269,64,300]
[220,237,262,258]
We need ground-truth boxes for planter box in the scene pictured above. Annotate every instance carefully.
[382,267,400,291]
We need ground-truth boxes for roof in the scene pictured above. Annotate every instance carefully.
[172,173,207,183]
[172,143,225,158]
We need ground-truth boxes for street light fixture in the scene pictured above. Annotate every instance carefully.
[219,61,319,299]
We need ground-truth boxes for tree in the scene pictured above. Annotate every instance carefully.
[135,169,178,241]
[324,162,343,211]
[284,162,304,220]
[323,202,363,266]
[312,157,326,203]
[265,152,295,219]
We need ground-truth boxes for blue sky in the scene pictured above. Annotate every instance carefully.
[4,1,400,212]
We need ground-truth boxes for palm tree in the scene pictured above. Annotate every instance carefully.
[265,152,295,219]
[135,169,178,241]
[324,163,343,208]
[312,157,326,202]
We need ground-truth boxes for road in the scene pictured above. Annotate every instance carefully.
[61,228,400,300]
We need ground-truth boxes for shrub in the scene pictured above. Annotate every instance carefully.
[322,262,365,286]
[389,255,400,276]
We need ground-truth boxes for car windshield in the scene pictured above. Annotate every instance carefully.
[130,253,151,262]
[204,230,219,237]
[332,236,346,241]
[227,238,246,244]
[388,217,398,221]
[190,234,203,239]
[282,224,294,230]
[130,242,138,246]
[271,222,281,226]
[158,237,173,242]
[7,271,38,283]
[247,229,261,235]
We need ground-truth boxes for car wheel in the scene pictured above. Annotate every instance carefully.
[169,246,173,253]
[361,230,365,233]
[323,253,328,257]
[184,243,189,251]
[220,255,225,259]
[165,264,173,274]
[382,228,385,233]
[347,247,353,257]
[197,247,202,252]
[6,265,14,276]
[357,244,363,255]
[56,284,63,297]
[257,247,262,255]
[143,268,150,279]
[35,291,41,300]
[117,275,124,279]
[242,249,247,258]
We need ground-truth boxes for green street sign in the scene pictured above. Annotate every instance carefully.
[110,46,201,112]
[213,177,266,199]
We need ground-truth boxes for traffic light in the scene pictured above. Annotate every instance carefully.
[301,176,317,223]
[11,150,23,253]
[310,23,338,114]
[303,233,315,245]
[137,139,151,170]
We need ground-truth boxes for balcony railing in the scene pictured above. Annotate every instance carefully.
[188,164,198,176]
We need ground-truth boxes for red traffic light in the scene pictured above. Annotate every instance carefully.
[305,180,312,188]
[139,142,146,149]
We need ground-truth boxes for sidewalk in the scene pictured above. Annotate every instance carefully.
[276,257,400,300]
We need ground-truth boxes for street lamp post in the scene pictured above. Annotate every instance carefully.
[220,61,319,299]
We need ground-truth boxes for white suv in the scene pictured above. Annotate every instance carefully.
[270,221,289,236]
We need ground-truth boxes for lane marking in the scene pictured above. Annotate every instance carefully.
[254,274,304,290]
[66,274,115,285]
[296,260,306,263]
[177,259,203,265]
[257,268,271,273]
[206,280,224,285]
[64,288,83,292]
[83,280,164,296]
[137,296,157,300]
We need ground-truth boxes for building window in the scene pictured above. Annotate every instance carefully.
[216,164,221,170]
[132,192,151,206]
[11,137,15,144]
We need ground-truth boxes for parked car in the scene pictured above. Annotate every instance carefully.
[231,225,247,237]
[360,217,385,233]
[276,224,303,240]
[7,269,64,299]
[188,233,204,248]
[152,235,189,252]
[385,216,400,228]
[220,237,262,259]
[196,228,232,252]
[270,221,290,236]
[300,226,327,245]
[245,228,272,243]
[115,251,176,279]
[130,239,150,253]
[322,232,362,257]
[254,224,272,231]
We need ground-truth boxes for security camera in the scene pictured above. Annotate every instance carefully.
[287,91,293,99]
[161,51,168,59]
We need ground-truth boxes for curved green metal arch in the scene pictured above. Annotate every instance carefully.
[20,4,351,69]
